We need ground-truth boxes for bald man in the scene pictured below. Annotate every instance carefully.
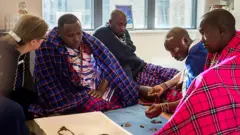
[155,9,240,134]
[145,27,207,117]
[93,9,179,88]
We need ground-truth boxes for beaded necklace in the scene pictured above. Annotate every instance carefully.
[13,54,26,91]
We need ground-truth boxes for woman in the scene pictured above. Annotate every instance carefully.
[0,14,48,135]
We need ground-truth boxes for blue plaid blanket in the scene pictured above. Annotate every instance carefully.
[29,27,139,115]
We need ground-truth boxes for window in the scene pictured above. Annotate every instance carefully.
[42,0,93,29]
[42,0,196,30]
[155,0,195,28]
[102,0,146,29]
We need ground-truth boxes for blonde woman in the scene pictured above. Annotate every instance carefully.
[0,14,48,135]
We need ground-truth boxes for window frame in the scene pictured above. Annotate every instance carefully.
[42,0,197,30]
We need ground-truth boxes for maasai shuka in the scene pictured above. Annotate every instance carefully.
[28,27,139,116]
[155,31,240,134]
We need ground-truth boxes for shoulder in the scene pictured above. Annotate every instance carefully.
[0,97,24,118]
[200,55,239,78]
[93,25,109,35]
[39,28,61,50]
[125,29,130,35]
[0,40,19,60]
[189,41,207,54]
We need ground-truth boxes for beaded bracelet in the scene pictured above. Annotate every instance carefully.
[159,82,169,90]
[161,102,170,113]
[165,102,170,112]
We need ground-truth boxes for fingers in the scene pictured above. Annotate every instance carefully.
[92,92,100,98]
[148,89,158,96]
[145,105,155,114]
[145,108,157,119]
[145,104,161,119]
[88,91,93,95]
[148,86,164,97]
[88,90,103,98]
[148,92,160,97]
[96,93,102,98]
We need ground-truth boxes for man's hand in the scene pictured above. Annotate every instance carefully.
[175,82,183,90]
[88,90,104,98]
[148,84,165,97]
[145,104,163,119]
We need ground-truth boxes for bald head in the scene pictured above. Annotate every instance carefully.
[110,9,127,21]
[201,9,235,33]
[164,27,192,61]
[166,27,190,41]
[109,9,127,36]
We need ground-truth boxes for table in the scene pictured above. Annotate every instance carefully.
[28,112,132,135]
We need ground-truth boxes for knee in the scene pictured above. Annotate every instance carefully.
[0,97,25,120]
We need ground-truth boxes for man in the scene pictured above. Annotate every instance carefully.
[154,9,240,134]
[28,14,139,116]
[144,27,207,115]
[93,9,179,87]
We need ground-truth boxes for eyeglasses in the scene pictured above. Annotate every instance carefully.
[58,126,75,135]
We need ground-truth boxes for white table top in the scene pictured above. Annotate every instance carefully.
[32,111,132,135]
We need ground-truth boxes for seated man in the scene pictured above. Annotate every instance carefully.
[144,27,207,115]
[28,14,139,116]
[154,9,240,134]
[93,9,179,87]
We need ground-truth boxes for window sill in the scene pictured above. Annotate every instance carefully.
[127,29,199,34]
[86,29,199,34]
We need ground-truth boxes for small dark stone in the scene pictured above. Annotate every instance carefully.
[151,120,162,124]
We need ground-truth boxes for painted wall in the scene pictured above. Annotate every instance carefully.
[0,0,42,29]
[1,0,239,72]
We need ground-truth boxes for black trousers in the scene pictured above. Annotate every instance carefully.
[0,96,29,135]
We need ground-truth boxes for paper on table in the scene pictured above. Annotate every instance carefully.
[33,112,132,135]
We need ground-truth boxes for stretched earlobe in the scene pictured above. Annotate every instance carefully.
[219,26,225,36]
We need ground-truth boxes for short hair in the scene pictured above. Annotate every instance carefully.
[58,14,80,30]
[201,9,235,32]
[165,27,190,43]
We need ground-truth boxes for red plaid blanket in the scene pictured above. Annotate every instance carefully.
[155,31,240,135]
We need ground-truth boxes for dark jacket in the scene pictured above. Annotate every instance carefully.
[0,40,35,93]
[0,39,37,120]
[93,25,145,79]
